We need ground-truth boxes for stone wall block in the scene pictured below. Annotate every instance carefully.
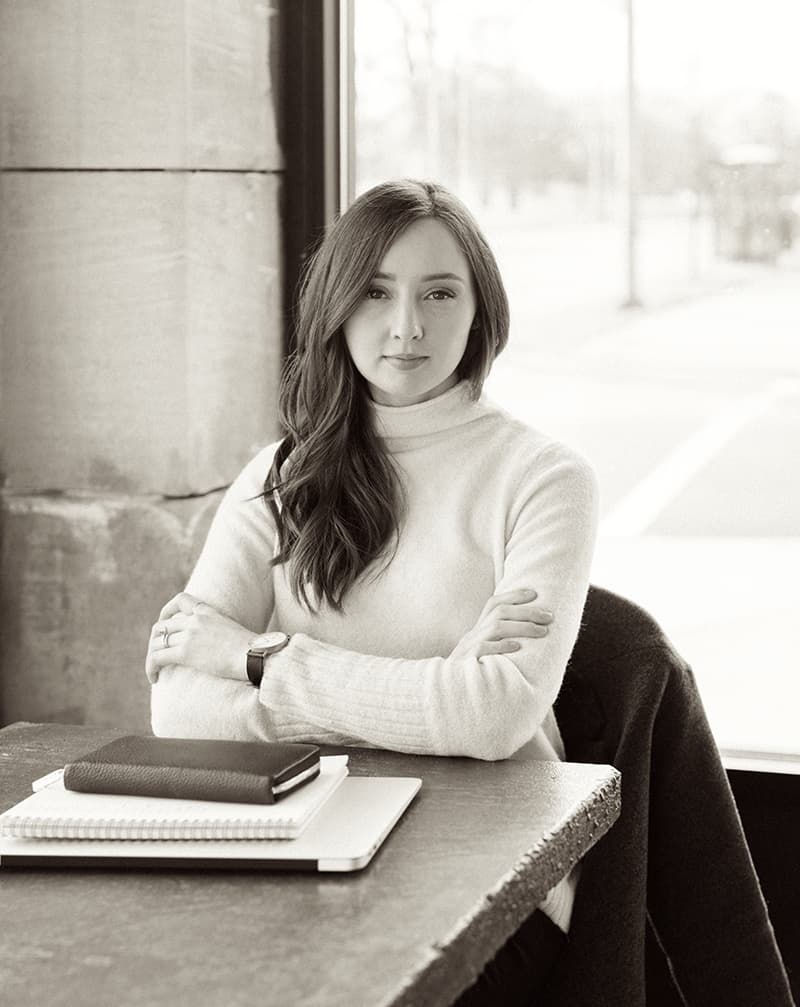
[0,0,281,169]
[0,170,282,496]
[0,491,225,730]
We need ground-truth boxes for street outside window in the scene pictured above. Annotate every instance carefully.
[349,0,800,761]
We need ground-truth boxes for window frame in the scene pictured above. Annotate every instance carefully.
[278,0,348,354]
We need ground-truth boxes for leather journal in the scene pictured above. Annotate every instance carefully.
[62,735,321,804]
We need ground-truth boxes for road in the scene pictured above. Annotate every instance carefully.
[485,218,800,756]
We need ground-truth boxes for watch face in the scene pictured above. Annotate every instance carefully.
[250,631,288,651]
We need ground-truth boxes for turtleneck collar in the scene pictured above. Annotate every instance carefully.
[370,380,491,441]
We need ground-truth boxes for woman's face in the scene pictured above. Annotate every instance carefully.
[343,218,477,407]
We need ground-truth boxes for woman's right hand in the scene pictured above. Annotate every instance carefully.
[449,588,553,661]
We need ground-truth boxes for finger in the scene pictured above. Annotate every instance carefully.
[150,622,169,644]
[145,640,173,683]
[148,639,185,673]
[491,603,552,625]
[149,616,184,643]
[482,620,548,642]
[145,655,186,685]
[481,588,538,616]
[159,592,199,621]
[145,655,159,684]
[476,639,522,657]
[158,596,182,620]
[166,612,190,630]
[147,624,186,670]
[499,620,549,639]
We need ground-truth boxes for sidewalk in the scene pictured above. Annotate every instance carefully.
[486,245,800,756]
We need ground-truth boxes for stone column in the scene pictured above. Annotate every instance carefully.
[0,1,284,729]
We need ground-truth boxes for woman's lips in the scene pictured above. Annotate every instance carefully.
[383,355,428,371]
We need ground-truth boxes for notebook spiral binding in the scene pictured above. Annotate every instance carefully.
[0,817,298,841]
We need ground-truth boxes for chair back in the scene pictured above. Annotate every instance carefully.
[568,585,671,675]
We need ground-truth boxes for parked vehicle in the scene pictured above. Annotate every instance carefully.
[710,144,793,262]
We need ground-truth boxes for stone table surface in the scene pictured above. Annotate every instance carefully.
[0,721,620,1007]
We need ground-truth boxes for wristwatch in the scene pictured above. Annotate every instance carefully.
[246,631,290,687]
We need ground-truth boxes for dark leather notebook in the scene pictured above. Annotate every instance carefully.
[62,736,320,804]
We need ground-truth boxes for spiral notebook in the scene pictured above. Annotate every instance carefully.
[0,776,422,873]
[0,756,349,841]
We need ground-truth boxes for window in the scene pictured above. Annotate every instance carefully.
[347,0,800,761]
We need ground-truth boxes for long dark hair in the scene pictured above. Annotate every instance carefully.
[264,179,510,611]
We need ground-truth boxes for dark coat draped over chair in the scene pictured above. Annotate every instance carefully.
[544,585,794,1006]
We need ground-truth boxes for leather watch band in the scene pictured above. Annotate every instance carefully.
[246,632,290,687]
[246,650,266,687]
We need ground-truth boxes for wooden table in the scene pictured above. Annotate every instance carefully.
[0,722,620,1007]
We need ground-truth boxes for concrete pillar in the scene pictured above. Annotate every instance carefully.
[0,1,284,730]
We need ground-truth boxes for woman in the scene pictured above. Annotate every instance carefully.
[146,180,793,1005]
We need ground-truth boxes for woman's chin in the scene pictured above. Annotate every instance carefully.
[369,368,458,407]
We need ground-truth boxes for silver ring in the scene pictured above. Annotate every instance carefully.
[161,624,170,648]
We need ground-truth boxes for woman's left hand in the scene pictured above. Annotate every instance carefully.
[146,592,253,685]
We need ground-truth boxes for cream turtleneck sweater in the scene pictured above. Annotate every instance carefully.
[151,381,598,930]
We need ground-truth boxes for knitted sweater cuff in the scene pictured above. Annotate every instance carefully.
[538,865,579,933]
[258,633,434,753]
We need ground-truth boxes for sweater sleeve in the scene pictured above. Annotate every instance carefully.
[151,444,280,740]
[257,444,598,761]
[152,442,598,761]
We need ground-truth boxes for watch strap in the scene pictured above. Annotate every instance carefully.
[246,633,290,687]
[246,649,266,687]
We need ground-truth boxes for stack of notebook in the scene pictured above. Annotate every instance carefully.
[0,736,421,872]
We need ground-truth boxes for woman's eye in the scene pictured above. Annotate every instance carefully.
[366,287,387,300]
[426,289,455,301]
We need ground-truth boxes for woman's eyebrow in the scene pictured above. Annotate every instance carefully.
[373,271,466,283]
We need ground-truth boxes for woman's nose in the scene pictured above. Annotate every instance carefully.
[390,300,423,341]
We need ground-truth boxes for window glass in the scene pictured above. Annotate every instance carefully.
[351,0,800,757]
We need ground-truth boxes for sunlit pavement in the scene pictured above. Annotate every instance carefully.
[486,241,800,756]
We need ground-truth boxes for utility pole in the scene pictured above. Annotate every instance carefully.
[623,0,642,307]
